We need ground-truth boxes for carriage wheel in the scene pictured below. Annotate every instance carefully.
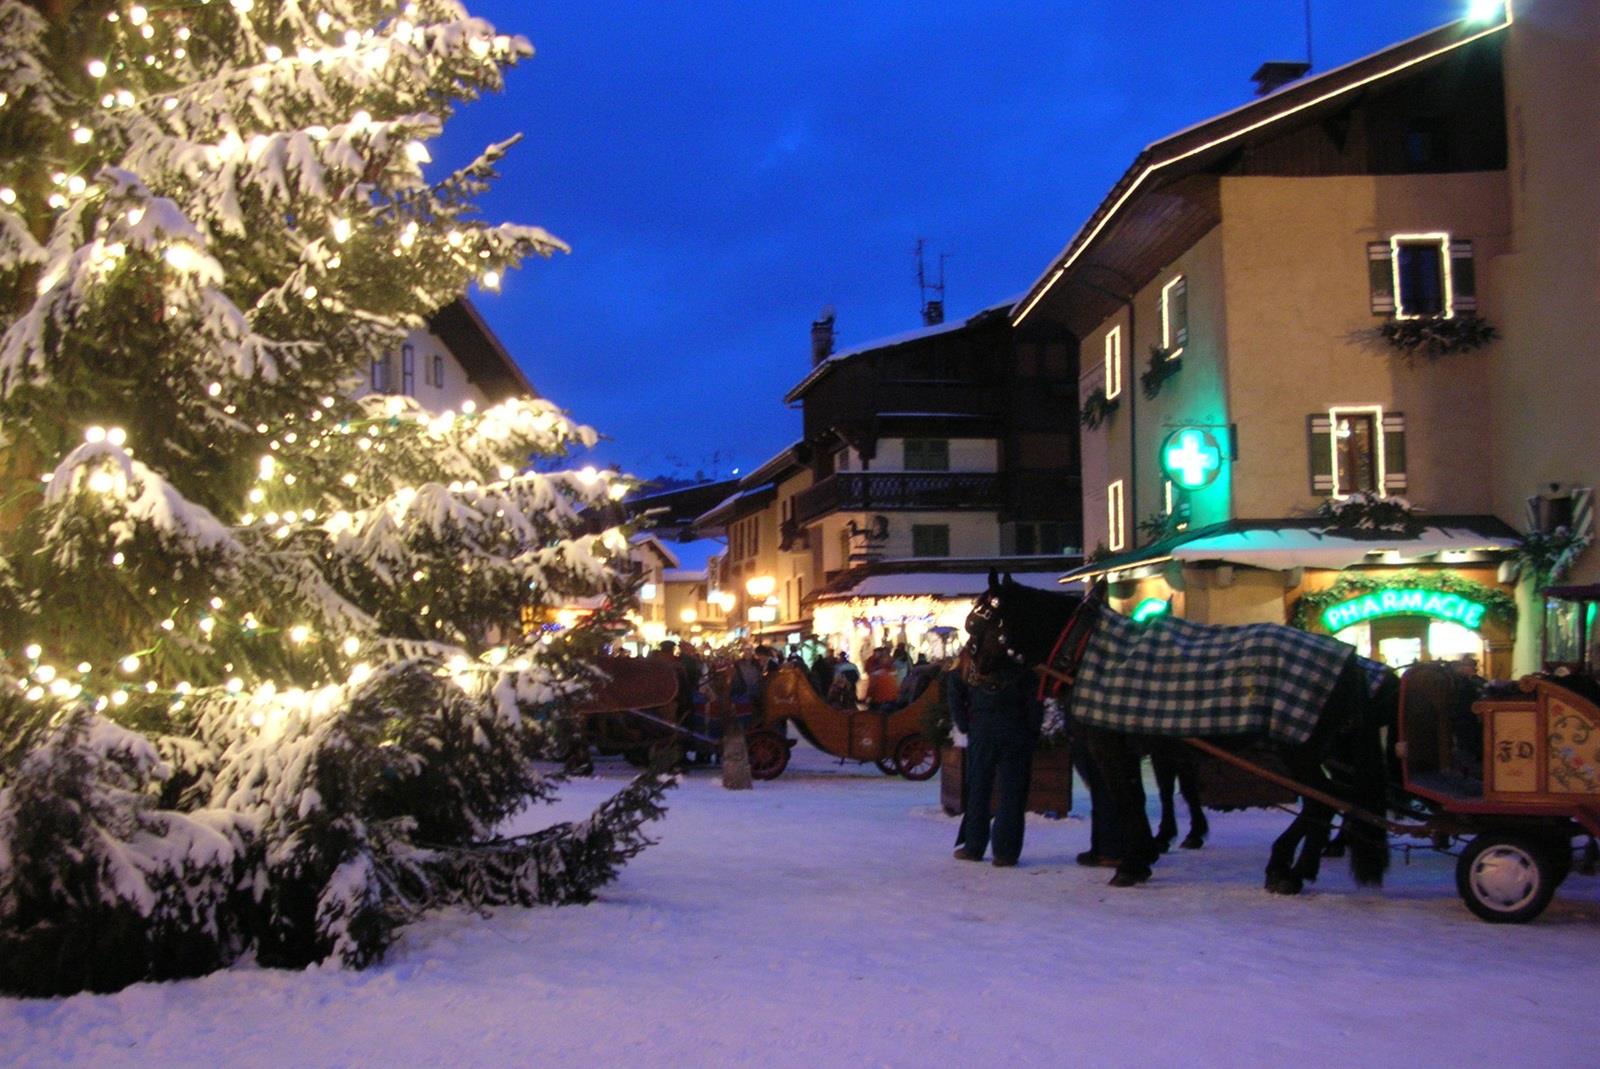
[874,756,900,777]
[1455,833,1558,924]
[746,730,790,781]
[893,733,940,781]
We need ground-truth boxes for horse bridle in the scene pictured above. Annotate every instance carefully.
[965,590,1029,668]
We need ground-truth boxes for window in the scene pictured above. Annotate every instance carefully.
[903,438,949,471]
[371,353,392,393]
[1104,326,1122,400]
[428,353,444,388]
[1368,235,1476,319]
[1308,407,1407,496]
[911,524,950,558]
[401,343,415,396]
[1107,480,1125,552]
[1009,522,1071,556]
[1160,275,1188,356]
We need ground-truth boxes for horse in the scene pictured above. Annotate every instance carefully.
[964,573,1394,894]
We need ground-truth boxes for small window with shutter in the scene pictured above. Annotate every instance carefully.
[1104,326,1123,399]
[1160,275,1188,355]
[1308,408,1407,497]
[1369,235,1476,319]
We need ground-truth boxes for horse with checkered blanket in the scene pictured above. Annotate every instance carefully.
[964,573,1396,894]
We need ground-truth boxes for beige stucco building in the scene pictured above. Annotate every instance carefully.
[1021,2,1597,677]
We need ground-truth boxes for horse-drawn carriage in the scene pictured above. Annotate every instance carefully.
[966,572,1600,922]
[572,658,944,782]
[754,663,943,781]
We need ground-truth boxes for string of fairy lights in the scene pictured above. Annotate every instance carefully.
[3,2,633,730]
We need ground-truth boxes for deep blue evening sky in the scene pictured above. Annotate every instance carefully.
[437,0,1479,480]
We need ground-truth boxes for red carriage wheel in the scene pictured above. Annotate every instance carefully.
[892,733,940,781]
[746,729,790,781]
[874,756,900,777]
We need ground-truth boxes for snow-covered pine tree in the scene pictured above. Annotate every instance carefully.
[0,0,670,996]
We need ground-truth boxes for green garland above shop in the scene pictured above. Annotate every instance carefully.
[1291,569,1517,632]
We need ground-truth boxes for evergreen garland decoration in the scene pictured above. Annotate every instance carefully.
[1079,387,1119,430]
[1377,314,1497,362]
[1505,525,1592,589]
[1315,491,1424,536]
[1290,569,1517,631]
[1139,345,1181,399]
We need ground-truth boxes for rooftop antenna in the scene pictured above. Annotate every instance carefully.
[915,238,946,326]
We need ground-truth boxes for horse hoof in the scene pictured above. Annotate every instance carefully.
[1109,867,1150,888]
[1265,873,1303,895]
[1180,833,1206,850]
[1155,838,1173,855]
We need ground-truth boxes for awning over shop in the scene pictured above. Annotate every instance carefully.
[1066,516,1520,581]
[816,570,1077,602]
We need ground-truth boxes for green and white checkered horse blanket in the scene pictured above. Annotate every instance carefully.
[1061,609,1355,745]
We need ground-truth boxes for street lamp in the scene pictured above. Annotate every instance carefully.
[680,607,698,624]
[745,575,776,600]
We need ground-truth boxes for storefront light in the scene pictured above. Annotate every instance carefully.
[746,575,776,599]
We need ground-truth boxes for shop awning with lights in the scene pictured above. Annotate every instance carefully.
[812,569,1081,603]
[1065,516,1521,582]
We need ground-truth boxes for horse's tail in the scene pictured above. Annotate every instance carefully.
[1344,664,1396,886]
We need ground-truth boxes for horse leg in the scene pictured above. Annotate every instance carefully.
[1153,752,1178,853]
[1265,813,1310,895]
[1088,729,1155,887]
[1177,757,1208,849]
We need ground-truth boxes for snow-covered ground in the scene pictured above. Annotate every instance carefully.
[6,743,1599,1068]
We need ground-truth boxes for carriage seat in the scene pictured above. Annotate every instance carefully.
[1399,663,1484,800]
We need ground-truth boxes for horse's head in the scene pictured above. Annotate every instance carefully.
[963,571,1088,676]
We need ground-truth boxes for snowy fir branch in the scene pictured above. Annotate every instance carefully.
[0,0,672,996]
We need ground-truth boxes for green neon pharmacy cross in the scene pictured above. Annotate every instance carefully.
[1164,429,1221,489]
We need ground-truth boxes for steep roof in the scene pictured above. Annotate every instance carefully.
[426,297,538,402]
[783,295,1019,404]
[1013,11,1513,331]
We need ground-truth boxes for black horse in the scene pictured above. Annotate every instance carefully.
[965,574,1393,894]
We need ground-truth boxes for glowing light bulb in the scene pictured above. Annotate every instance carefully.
[481,270,500,291]
[121,655,141,673]
[342,636,361,656]
[87,59,107,78]
[331,216,351,243]
[106,427,126,447]
[87,470,116,494]
[85,426,107,443]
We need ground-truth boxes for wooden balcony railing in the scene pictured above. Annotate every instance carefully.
[794,472,1003,524]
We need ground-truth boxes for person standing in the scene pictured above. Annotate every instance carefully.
[948,654,1042,867]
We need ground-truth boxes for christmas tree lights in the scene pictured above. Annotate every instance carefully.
[0,0,669,996]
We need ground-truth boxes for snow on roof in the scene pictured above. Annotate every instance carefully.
[662,569,707,583]
[1169,525,1519,571]
[823,570,1077,601]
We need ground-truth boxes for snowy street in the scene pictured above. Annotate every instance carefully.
[5,743,1598,1069]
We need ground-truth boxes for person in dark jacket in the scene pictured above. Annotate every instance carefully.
[948,655,1043,867]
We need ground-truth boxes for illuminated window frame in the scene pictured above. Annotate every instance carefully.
[1104,326,1123,399]
[1328,403,1388,498]
[1389,232,1454,320]
[1107,480,1126,552]
[1160,275,1187,358]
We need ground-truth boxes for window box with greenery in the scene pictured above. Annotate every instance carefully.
[1140,344,1181,399]
[1368,234,1496,362]
[1080,387,1119,430]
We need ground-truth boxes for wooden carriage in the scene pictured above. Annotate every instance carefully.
[751,663,943,780]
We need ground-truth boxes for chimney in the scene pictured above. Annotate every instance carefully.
[921,299,944,326]
[1250,61,1310,97]
[810,306,835,366]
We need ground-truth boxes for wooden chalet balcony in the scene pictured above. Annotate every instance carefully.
[794,472,1003,524]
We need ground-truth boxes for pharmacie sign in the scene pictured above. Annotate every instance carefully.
[1321,588,1488,632]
